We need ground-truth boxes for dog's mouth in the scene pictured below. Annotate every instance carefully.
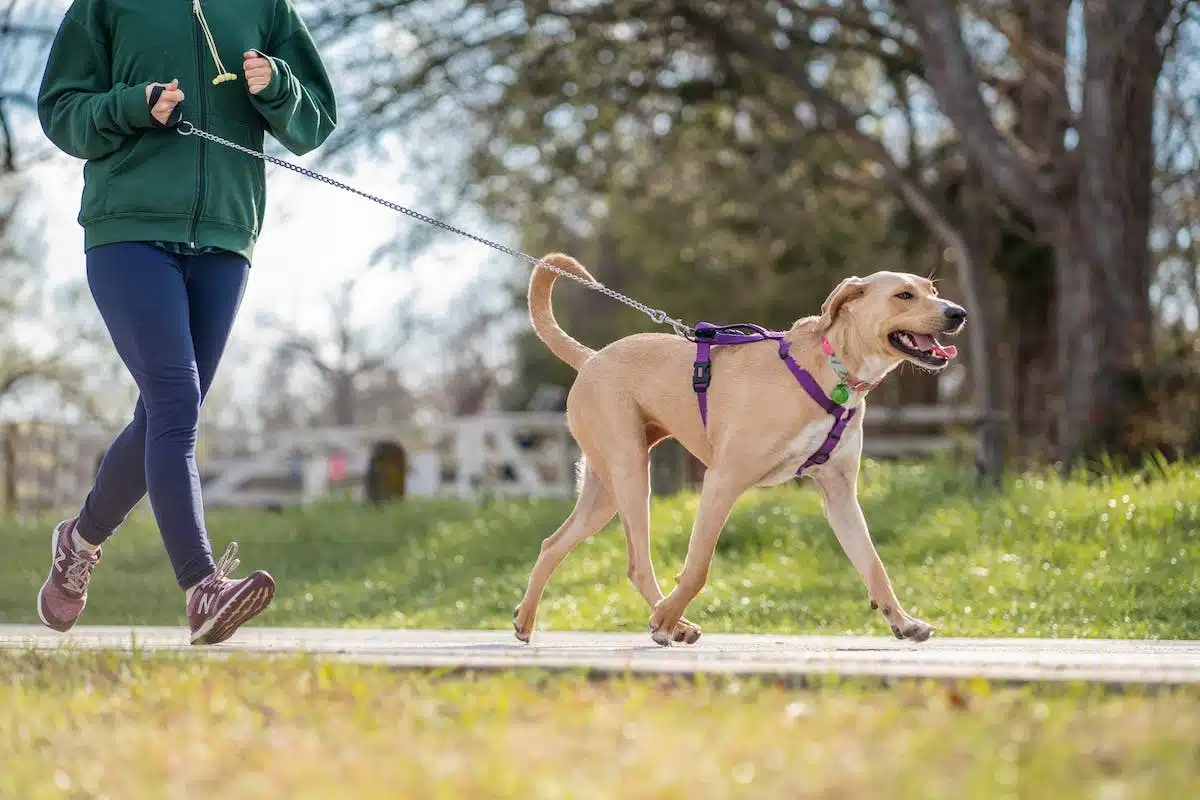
[888,330,958,367]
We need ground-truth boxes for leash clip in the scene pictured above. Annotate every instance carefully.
[176,121,194,135]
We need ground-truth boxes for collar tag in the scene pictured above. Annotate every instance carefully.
[821,336,877,397]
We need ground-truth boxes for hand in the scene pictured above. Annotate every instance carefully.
[243,51,273,95]
[146,79,184,126]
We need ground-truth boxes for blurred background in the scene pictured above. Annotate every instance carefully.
[0,0,1197,514]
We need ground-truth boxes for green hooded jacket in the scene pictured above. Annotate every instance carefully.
[37,0,338,261]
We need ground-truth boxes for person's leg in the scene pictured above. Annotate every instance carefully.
[40,242,272,641]
[176,250,274,645]
[83,243,221,586]
[74,399,149,546]
[173,247,250,590]
[75,252,252,548]
[38,243,197,630]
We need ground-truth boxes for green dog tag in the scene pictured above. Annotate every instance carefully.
[831,384,850,404]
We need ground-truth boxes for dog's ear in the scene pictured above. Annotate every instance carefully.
[819,276,866,330]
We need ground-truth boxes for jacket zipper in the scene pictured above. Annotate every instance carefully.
[188,15,208,248]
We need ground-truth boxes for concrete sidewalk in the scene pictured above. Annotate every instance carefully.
[2,625,1198,685]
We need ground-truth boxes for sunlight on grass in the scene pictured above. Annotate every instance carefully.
[1,458,1197,639]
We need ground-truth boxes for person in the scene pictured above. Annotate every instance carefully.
[35,0,337,644]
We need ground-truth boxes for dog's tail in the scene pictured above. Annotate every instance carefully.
[528,253,596,371]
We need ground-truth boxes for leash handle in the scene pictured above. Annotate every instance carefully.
[147,84,183,129]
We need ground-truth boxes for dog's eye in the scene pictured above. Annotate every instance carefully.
[895,291,914,300]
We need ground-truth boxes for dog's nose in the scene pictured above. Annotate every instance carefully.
[943,304,967,324]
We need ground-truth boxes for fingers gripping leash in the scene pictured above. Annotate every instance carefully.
[174,122,694,338]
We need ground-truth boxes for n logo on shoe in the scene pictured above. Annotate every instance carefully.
[196,592,216,616]
[53,550,67,573]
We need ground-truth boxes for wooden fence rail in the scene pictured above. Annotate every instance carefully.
[0,406,994,514]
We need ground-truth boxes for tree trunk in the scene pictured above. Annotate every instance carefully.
[1052,215,1104,462]
[945,165,999,478]
[333,374,356,426]
[1052,0,1165,463]
[903,0,1173,466]
[1007,285,1055,460]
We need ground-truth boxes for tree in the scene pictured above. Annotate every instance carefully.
[1,2,129,423]
[1151,13,1200,327]
[311,0,1004,470]
[313,0,1195,469]
[0,0,57,170]
[898,0,1189,463]
[256,273,420,428]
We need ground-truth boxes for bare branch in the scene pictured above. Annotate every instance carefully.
[897,0,1047,214]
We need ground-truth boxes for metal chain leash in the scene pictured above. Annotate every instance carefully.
[176,122,695,337]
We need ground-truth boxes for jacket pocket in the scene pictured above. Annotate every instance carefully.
[106,132,149,180]
[82,129,200,220]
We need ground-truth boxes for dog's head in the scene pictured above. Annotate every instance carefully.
[819,271,966,371]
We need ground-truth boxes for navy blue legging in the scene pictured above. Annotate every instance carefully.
[76,243,249,590]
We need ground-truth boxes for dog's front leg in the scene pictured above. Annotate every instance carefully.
[815,467,935,642]
[648,469,745,646]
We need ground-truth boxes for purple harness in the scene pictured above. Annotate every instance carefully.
[691,322,855,475]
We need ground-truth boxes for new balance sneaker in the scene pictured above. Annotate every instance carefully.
[37,519,101,632]
[187,542,275,645]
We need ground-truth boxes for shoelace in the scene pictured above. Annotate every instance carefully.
[212,542,241,582]
[62,553,97,595]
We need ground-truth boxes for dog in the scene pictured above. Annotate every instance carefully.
[512,254,967,646]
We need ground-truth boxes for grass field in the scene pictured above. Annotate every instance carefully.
[2,651,1198,799]
[2,458,1198,639]
[3,459,1199,798]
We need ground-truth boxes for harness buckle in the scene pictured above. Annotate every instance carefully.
[808,451,830,465]
[692,361,712,393]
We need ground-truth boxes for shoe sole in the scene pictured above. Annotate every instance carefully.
[190,572,276,646]
[36,522,79,633]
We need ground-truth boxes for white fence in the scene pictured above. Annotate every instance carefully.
[197,412,577,509]
[0,406,988,513]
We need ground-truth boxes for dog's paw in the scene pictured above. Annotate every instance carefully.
[671,617,702,645]
[890,616,935,643]
[648,607,700,647]
[513,604,535,644]
[648,612,674,647]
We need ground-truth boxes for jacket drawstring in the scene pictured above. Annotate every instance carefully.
[192,0,238,85]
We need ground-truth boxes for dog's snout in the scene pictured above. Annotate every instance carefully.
[942,304,967,324]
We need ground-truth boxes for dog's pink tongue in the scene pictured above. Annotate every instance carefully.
[911,333,958,359]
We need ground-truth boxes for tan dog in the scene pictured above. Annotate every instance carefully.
[512,254,967,646]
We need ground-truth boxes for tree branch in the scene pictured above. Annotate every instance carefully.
[1158,0,1197,60]
[678,2,982,286]
[897,0,1047,215]
[0,367,40,397]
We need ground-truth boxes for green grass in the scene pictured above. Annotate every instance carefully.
[1,652,1198,799]
[1,458,1198,638]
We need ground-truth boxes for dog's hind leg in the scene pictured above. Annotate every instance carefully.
[513,460,616,643]
[609,425,702,644]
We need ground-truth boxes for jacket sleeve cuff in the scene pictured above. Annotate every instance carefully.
[120,82,155,130]
[252,54,290,105]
